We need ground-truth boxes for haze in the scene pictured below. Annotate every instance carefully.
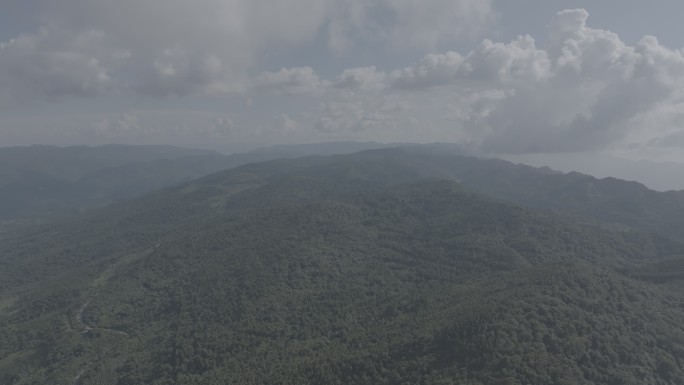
[2,0,684,189]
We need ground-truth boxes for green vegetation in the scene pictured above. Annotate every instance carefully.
[0,142,390,221]
[2,149,684,384]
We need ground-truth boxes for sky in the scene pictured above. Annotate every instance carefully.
[2,0,684,163]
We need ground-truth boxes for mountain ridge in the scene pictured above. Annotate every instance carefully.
[2,149,684,383]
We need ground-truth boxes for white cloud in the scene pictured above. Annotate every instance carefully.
[0,27,125,103]
[136,50,240,96]
[94,113,142,136]
[0,0,493,102]
[42,0,333,97]
[334,67,386,90]
[273,114,304,134]
[5,4,684,156]
[327,0,493,52]
[467,10,684,153]
[254,67,327,95]
[315,98,404,134]
[305,8,684,154]
[210,116,238,136]
[461,35,551,84]
[93,110,244,140]
[390,51,464,89]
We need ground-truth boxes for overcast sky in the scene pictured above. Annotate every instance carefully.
[2,0,684,161]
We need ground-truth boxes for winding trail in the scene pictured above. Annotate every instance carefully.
[72,368,86,385]
[75,299,130,337]
[72,299,130,384]
[71,246,161,382]
[75,300,92,333]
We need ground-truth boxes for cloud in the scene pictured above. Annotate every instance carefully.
[5,4,684,156]
[386,34,551,90]
[326,0,493,52]
[467,11,684,153]
[210,116,238,136]
[273,114,304,134]
[390,51,465,89]
[0,27,126,103]
[135,51,240,97]
[94,113,142,136]
[254,67,327,95]
[315,98,404,134]
[357,9,684,154]
[92,110,244,140]
[334,67,386,90]
[40,0,333,97]
[0,0,493,102]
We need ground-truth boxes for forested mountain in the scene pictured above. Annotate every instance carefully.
[501,152,684,192]
[0,145,218,220]
[2,149,684,384]
[0,144,218,181]
[0,142,396,221]
[5,142,681,240]
[268,146,684,241]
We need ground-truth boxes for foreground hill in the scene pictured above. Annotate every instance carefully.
[1,151,684,384]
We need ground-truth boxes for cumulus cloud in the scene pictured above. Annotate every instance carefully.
[5,4,684,156]
[210,116,238,136]
[390,51,465,89]
[136,51,239,97]
[0,0,492,102]
[0,27,125,103]
[334,8,684,154]
[467,10,684,153]
[254,67,327,95]
[40,0,332,97]
[273,114,304,134]
[334,67,386,90]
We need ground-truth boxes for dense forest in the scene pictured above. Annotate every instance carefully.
[0,143,389,221]
[2,148,684,384]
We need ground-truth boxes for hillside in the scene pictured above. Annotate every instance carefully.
[264,147,684,241]
[0,142,395,221]
[5,143,682,244]
[0,145,217,182]
[0,145,219,220]
[2,151,684,384]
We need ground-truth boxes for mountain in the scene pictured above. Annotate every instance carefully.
[215,146,684,241]
[0,145,219,220]
[2,150,684,384]
[293,146,684,241]
[0,142,401,221]
[248,141,398,157]
[501,152,684,192]
[3,142,683,236]
[0,144,218,182]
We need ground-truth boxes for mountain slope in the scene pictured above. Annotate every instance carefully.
[0,144,217,182]
[250,147,684,241]
[0,145,220,220]
[1,153,684,384]
[6,142,681,242]
[0,142,398,221]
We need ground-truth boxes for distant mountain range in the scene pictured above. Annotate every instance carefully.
[2,146,684,384]
[2,142,682,224]
[502,152,684,192]
[0,143,394,220]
